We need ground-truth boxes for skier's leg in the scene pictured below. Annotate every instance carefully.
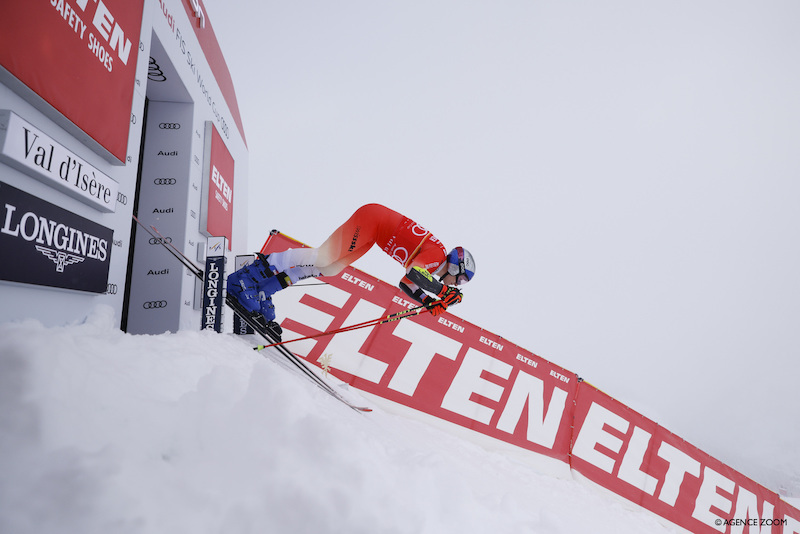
[268,247,319,273]
[314,203,398,276]
[259,204,399,291]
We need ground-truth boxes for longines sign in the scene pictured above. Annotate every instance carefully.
[0,110,119,212]
[0,181,113,293]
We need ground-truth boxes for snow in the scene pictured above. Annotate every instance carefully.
[0,305,689,534]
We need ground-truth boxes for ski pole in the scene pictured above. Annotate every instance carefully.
[254,305,428,351]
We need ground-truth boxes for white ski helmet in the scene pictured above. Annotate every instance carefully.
[446,247,475,285]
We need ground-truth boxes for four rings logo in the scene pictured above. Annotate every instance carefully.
[143,300,167,309]
[159,123,181,129]
[149,236,172,245]
[154,178,177,185]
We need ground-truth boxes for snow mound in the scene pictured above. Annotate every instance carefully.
[1,306,681,533]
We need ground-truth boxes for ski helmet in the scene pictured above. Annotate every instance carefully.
[446,247,475,285]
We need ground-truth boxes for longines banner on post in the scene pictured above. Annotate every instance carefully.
[0,181,113,293]
[0,0,145,163]
[201,236,226,332]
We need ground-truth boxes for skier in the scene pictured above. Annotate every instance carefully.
[227,203,475,327]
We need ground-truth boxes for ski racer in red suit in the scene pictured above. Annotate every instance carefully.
[227,204,476,328]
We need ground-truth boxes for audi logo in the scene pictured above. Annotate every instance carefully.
[154,178,177,185]
[143,300,168,309]
[159,122,181,130]
[149,236,172,245]
[117,192,128,205]
[106,283,118,295]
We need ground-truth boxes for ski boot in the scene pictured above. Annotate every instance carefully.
[226,254,276,314]
[250,296,283,341]
[248,272,290,342]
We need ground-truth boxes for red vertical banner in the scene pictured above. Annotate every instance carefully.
[0,0,145,163]
[201,122,234,249]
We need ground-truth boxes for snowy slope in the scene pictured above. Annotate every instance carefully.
[0,305,686,534]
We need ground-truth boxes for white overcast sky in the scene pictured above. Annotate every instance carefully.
[202,0,800,495]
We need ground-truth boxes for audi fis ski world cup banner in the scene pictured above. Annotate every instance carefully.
[0,181,112,293]
[0,0,145,162]
[262,232,800,534]
[201,122,234,249]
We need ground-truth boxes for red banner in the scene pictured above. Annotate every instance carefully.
[262,231,800,533]
[203,122,234,248]
[263,232,577,462]
[0,0,145,162]
[571,383,800,533]
[177,0,246,146]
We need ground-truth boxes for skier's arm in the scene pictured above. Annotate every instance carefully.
[398,267,462,313]
[399,280,434,306]
[405,266,445,296]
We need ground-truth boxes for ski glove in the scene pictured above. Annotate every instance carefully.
[425,287,462,317]
[425,300,448,317]
[438,286,462,307]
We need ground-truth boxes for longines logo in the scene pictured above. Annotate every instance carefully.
[0,182,113,294]
[2,203,108,273]
[143,300,167,309]
[35,245,85,272]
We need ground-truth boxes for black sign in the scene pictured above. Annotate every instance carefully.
[0,181,113,293]
[201,254,224,332]
[233,312,254,335]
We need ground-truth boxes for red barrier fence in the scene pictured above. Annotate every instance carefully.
[262,232,800,533]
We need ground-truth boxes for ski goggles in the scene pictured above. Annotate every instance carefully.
[447,247,474,285]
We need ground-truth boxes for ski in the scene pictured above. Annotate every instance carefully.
[132,215,372,413]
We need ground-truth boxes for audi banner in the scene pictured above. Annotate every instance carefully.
[0,181,112,293]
